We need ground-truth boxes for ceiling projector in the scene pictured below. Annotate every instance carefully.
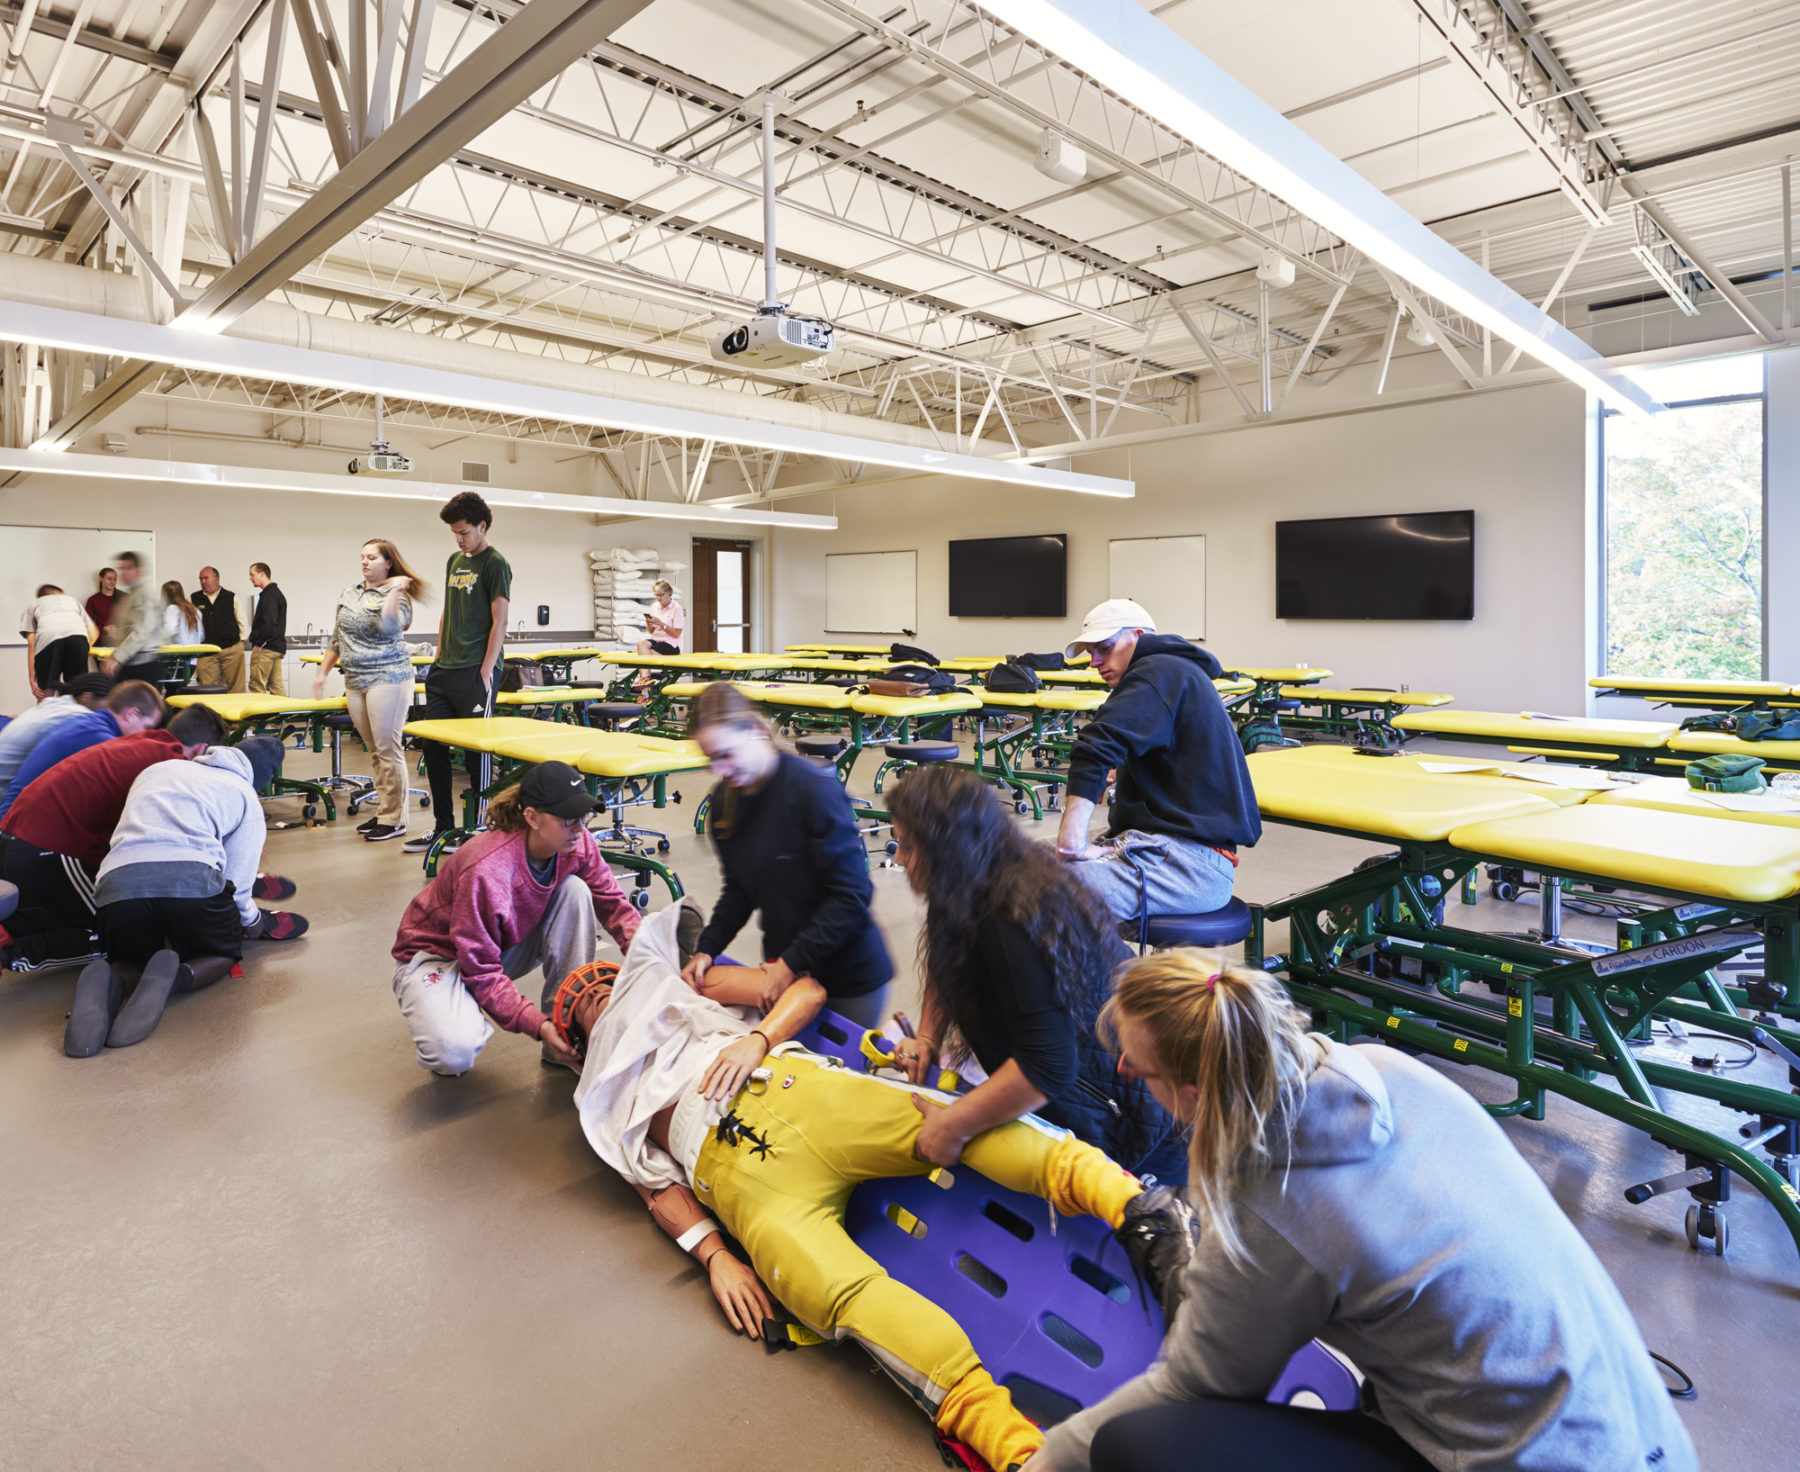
[349,443,412,474]
[710,310,835,367]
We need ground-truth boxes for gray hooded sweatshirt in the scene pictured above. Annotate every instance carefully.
[1035,1037,1696,1472]
[95,746,266,928]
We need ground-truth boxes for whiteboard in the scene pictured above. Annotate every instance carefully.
[826,550,917,635]
[1109,535,1206,640]
[2,526,154,710]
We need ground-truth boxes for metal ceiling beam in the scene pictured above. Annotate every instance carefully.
[0,299,1135,496]
[971,0,1660,415]
[34,0,661,452]
[0,445,840,528]
[1617,175,1779,345]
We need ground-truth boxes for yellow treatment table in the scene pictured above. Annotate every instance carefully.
[1588,776,1800,829]
[1589,676,1800,712]
[94,642,221,693]
[1242,687,1456,753]
[1667,729,1800,773]
[399,716,703,899]
[300,651,434,666]
[1246,745,1579,842]
[166,690,354,821]
[783,643,891,657]
[1243,745,1800,1260]
[1394,709,1679,771]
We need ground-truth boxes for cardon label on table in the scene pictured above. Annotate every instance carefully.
[1674,903,1727,922]
[1590,930,1761,978]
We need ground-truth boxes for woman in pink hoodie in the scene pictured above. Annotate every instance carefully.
[391,760,640,1075]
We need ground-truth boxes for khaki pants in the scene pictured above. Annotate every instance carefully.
[247,647,286,694]
[347,677,413,827]
[195,642,246,692]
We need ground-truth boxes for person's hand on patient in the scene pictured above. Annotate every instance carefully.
[757,957,797,1010]
[704,1245,773,1338]
[680,951,712,990]
[910,1093,970,1167]
[539,1019,581,1067]
[700,1032,769,1101]
[895,1033,938,1086]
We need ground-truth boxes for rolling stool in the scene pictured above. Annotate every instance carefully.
[795,733,849,763]
[176,684,229,697]
[583,700,645,731]
[321,713,377,804]
[1119,897,1254,957]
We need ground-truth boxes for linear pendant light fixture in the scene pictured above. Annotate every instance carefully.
[0,448,840,529]
[0,301,1134,497]
[974,0,1663,417]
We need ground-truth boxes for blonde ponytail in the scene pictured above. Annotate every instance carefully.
[483,783,529,833]
[1101,950,1317,1267]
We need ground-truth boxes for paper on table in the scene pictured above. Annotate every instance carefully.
[1501,766,1618,790]
[1417,761,1505,774]
[1698,791,1800,814]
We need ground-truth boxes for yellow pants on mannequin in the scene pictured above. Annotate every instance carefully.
[692,1055,1142,1471]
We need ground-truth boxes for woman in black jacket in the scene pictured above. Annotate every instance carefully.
[886,765,1184,1182]
[681,684,893,1025]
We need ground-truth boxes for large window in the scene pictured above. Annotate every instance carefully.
[1601,354,1766,679]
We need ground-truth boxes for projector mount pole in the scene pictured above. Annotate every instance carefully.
[375,393,385,447]
[760,92,783,315]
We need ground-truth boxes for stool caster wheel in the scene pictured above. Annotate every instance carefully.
[303,803,318,821]
[657,840,671,853]
[630,890,650,912]
[1686,1203,1727,1255]
[419,796,430,809]
[885,840,898,856]
[1493,881,1520,903]
[1015,799,1031,815]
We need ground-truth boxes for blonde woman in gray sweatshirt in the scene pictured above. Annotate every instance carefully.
[1031,951,1696,1472]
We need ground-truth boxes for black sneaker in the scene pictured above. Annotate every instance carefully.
[357,817,380,834]
[364,823,406,842]
[1115,1184,1198,1323]
[401,830,446,854]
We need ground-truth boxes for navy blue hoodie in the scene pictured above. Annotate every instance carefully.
[1065,634,1261,849]
[695,752,893,997]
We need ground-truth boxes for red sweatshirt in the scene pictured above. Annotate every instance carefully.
[391,826,640,1037]
[0,729,187,865]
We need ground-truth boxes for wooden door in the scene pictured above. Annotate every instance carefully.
[691,538,754,653]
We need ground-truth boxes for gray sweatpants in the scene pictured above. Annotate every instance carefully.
[392,874,598,1075]
[1067,829,1237,923]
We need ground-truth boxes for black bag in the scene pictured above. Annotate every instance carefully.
[1014,651,1066,671]
[878,664,958,693]
[1738,710,1800,742]
[985,662,1041,694]
[889,642,939,666]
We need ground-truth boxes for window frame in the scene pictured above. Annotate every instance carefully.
[1597,362,1770,679]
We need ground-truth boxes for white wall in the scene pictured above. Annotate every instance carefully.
[0,470,762,711]
[773,380,1591,712]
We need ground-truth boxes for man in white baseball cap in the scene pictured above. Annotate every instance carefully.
[1054,599,1260,923]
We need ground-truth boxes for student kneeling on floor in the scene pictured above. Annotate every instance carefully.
[68,736,308,1057]
[390,761,639,1076]
[1054,599,1259,923]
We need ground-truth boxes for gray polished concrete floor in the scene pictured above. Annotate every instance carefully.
[2,743,1792,1470]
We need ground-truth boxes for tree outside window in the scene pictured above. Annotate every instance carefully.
[1602,356,1765,680]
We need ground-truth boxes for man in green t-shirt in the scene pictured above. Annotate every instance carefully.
[404,492,513,854]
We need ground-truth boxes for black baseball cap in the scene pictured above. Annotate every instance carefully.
[518,760,600,820]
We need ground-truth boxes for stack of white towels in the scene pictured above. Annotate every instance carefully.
[590,547,683,645]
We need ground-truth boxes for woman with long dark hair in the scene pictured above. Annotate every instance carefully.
[886,765,1183,1181]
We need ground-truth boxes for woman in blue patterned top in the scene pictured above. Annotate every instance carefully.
[317,539,428,843]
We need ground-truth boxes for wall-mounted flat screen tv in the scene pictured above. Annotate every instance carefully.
[1276,511,1474,620]
[948,534,1068,618]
